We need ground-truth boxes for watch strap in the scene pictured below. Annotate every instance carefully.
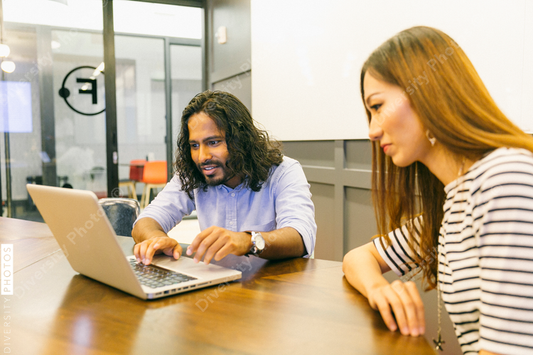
[246,231,264,256]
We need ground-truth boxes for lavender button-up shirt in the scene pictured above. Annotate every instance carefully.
[136,157,316,257]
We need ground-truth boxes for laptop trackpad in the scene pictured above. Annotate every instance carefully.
[149,254,238,279]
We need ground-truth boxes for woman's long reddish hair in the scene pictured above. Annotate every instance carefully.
[361,26,533,289]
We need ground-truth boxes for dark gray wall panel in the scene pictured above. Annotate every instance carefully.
[345,140,372,170]
[309,182,335,260]
[282,141,335,168]
[344,187,376,252]
[207,0,251,84]
[212,71,251,110]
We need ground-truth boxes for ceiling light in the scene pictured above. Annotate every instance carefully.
[0,44,10,58]
[1,61,16,74]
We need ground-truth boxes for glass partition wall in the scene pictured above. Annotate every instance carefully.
[170,44,202,162]
[114,35,167,198]
[0,0,203,221]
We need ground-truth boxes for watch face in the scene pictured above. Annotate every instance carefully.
[256,236,265,249]
[253,232,265,251]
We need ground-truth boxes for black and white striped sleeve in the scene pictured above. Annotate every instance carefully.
[475,157,533,353]
[373,217,424,278]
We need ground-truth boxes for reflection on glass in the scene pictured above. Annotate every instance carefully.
[53,30,106,197]
[114,35,166,198]
[0,0,202,220]
[1,0,105,220]
[3,0,104,31]
[113,1,202,38]
[170,45,202,162]
[0,81,32,133]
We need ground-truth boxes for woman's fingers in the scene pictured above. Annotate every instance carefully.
[369,280,425,337]
[404,281,426,335]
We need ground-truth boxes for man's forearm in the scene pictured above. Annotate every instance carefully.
[257,227,306,259]
[131,217,169,244]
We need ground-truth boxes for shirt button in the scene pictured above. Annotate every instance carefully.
[231,193,235,197]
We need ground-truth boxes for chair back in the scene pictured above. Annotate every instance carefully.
[142,161,167,184]
[98,198,140,237]
[129,159,146,181]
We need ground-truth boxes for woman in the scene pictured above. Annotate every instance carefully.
[342,26,533,355]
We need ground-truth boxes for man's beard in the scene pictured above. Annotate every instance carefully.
[198,160,236,186]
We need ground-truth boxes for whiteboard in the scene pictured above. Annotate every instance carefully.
[251,0,533,140]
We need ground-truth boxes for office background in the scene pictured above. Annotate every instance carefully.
[0,0,203,217]
[207,2,532,353]
[2,1,532,353]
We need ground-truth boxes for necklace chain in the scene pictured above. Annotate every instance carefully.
[433,270,445,351]
[432,158,466,352]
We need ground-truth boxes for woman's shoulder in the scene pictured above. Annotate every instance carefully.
[468,148,533,195]
[472,147,533,176]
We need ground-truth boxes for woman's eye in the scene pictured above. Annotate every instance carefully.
[370,103,382,111]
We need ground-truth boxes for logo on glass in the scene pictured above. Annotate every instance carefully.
[58,64,106,116]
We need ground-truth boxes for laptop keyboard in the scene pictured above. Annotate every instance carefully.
[129,259,197,289]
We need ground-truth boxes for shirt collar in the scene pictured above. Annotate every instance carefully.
[216,178,246,192]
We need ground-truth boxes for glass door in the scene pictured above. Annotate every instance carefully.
[1,0,105,219]
[170,44,202,164]
[112,1,203,200]
[52,29,107,197]
[114,35,166,199]
[0,0,203,220]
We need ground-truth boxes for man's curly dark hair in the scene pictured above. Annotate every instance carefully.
[175,90,283,198]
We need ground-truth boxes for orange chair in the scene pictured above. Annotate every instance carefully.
[140,160,168,209]
[119,159,146,199]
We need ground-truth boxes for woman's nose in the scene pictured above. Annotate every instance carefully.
[368,118,383,141]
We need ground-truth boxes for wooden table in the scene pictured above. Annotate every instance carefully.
[0,217,435,355]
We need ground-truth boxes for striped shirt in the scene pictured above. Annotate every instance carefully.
[374,148,533,354]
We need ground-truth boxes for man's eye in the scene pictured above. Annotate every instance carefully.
[190,143,199,149]
[208,140,220,146]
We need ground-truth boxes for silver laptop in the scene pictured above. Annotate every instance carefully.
[26,184,242,300]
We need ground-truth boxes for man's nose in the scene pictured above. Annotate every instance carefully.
[198,145,212,162]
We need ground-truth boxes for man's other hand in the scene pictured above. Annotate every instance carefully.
[186,226,252,264]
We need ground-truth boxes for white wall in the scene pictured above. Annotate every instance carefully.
[251,0,533,140]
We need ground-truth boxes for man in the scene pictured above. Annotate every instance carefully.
[132,90,316,266]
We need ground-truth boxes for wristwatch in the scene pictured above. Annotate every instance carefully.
[248,231,266,256]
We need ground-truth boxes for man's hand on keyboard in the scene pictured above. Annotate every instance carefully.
[134,236,183,265]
